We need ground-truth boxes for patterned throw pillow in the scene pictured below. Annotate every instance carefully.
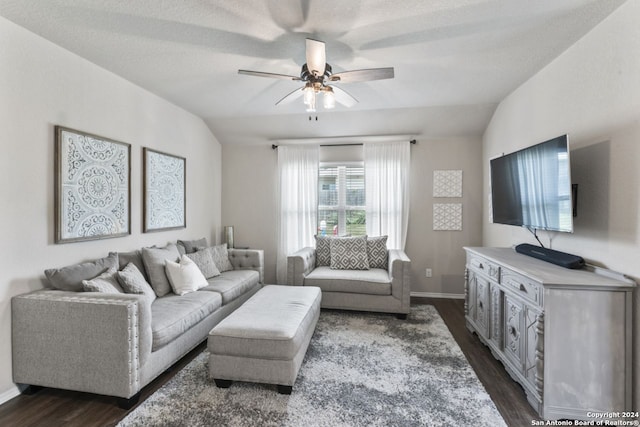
[117,262,157,302]
[186,249,221,279]
[367,235,388,269]
[82,271,124,294]
[330,236,370,270]
[111,250,149,281]
[315,235,333,267]
[204,244,234,273]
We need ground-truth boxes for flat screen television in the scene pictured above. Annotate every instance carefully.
[490,135,573,233]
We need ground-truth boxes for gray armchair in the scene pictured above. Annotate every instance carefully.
[287,247,411,318]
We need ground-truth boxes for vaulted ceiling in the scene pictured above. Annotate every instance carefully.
[0,0,626,144]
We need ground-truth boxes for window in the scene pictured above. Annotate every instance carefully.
[318,164,365,236]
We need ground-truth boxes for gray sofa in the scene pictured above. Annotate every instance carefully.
[12,243,263,407]
[287,244,411,318]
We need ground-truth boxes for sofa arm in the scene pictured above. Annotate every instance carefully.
[388,249,411,312]
[12,289,152,399]
[229,249,264,284]
[287,247,316,286]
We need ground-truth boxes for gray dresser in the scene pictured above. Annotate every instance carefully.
[464,247,635,421]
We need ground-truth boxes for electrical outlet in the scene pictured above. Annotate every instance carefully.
[425,268,432,278]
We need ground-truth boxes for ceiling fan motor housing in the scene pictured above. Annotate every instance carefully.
[301,63,332,83]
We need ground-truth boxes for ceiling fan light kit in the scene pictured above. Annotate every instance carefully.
[323,86,335,109]
[239,38,394,112]
[303,83,316,112]
[302,82,336,112]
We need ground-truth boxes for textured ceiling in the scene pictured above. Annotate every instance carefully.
[0,0,626,144]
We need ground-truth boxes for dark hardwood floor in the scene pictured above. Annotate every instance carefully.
[420,297,541,426]
[0,298,540,427]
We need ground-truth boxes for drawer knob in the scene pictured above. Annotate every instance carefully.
[519,283,527,292]
[478,263,484,269]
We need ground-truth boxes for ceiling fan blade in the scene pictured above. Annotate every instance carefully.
[329,67,394,83]
[238,70,301,81]
[275,87,304,106]
[305,38,326,76]
[331,86,358,108]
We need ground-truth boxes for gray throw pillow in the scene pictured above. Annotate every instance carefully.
[367,235,388,270]
[110,250,149,281]
[330,236,370,270]
[141,243,181,297]
[207,244,234,272]
[315,235,333,267]
[45,253,119,292]
[186,249,220,279]
[117,262,157,302]
[82,271,123,294]
[177,238,208,255]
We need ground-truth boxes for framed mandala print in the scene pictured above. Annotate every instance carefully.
[143,148,186,232]
[55,126,131,243]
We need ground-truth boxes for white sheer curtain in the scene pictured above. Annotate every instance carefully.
[364,141,410,250]
[276,145,319,284]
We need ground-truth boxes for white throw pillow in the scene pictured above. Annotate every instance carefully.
[165,255,208,296]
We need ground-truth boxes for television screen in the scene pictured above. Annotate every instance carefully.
[490,135,573,233]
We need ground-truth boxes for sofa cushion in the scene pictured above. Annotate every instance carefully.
[304,266,391,295]
[142,244,181,297]
[117,262,156,301]
[314,235,332,267]
[177,237,208,255]
[150,291,222,351]
[110,250,149,281]
[45,253,119,292]
[186,249,220,279]
[82,271,123,294]
[200,270,259,305]
[165,256,208,296]
[330,236,369,270]
[367,236,388,270]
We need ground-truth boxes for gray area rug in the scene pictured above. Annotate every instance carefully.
[118,305,506,427]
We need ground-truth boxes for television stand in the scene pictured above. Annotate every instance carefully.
[464,247,635,421]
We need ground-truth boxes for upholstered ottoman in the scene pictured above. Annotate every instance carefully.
[208,285,321,394]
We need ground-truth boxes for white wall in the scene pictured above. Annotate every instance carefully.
[482,0,640,411]
[407,138,483,297]
[0,16,222,402]
[222,137,483,295]
[221,144,278,282]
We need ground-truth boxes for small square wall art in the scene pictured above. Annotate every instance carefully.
[433,170,463,198]
[433,203,463,231]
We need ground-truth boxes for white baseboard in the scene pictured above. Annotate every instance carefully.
[0,385,20,405]
[411,291,465,300]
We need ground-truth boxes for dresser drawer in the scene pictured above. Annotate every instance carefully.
[501,269,542,306]
[468,254,500,282]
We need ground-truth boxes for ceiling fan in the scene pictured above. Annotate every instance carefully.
[238,38,394,112]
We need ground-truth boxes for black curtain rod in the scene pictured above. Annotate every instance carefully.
[272,139,416,150]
